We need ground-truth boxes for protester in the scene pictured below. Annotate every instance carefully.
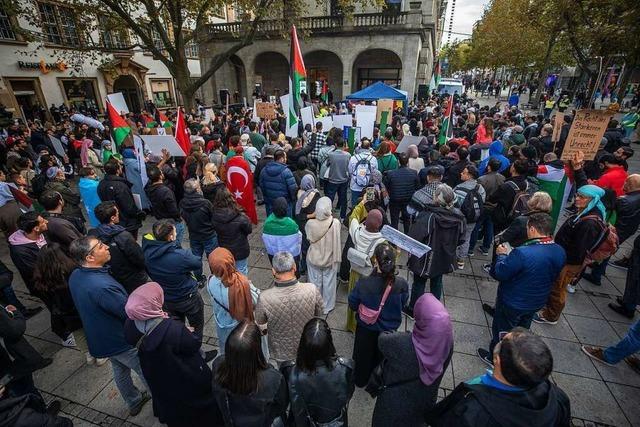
[295,174,321,274]
[146,165,185,244]
[89,201,148,293]
[325,137,351,220]
[348,139,378,206]
[384,152,420,233]
[486,159,530,234]
[201,163,225,203]
[282,318,355,426]
[407,144,425,172]
[98,160,145,239]
[68,236,151,416]
[582,317,640,375]
[590,154,628,196]
[259,149,298,216]
[211,187,253,275]
[376,141,398,174]
[408,164,444,217]
[348,242,409,387]
[38,190,83,252]
[255,251,324,363]
[8,212,48,298]
[43,166,84,223]
[453,164,486,267]
[124,282,220,426]
[372,293,453,426]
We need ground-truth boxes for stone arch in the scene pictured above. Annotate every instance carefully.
[253,51,289,96]
[214,55,248,103]
[113,74,142,113]
[303,50,344,101]
[351,48,403,92]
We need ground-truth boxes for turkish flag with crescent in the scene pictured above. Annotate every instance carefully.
[225,155,258,224]
[174,108,191,156]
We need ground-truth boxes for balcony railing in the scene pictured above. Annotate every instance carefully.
[207,12,409,38]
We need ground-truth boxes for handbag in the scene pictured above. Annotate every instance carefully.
[357,284,392,325]
[347,235,385,276]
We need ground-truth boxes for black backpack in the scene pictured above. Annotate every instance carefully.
[458,185,483,223]
[506,180,533,222]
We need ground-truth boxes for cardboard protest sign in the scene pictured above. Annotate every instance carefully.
[560,110,612,161]
[140,135,187,157]
[376,99,394,124]
[256,102,277,120]
[106,93,129,114]
[552,112,564,144]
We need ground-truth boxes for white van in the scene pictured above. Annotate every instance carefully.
[438,78,464,96]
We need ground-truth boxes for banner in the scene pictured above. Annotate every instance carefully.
[380,225,431,258]
[333,114,353,131]
[560,110,613,161]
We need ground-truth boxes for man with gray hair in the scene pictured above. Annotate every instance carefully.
[179,178,217,282]
[68,235,151,416]
[255,251,324,363]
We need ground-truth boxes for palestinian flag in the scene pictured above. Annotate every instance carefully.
[288,25,306,130]
[142,112,156,128]
[106,100,131,148]
[429,59,441,92]
[155,109,172,128]
[537,163,573,230]
[438,99,453,145]
[320,80,329,103]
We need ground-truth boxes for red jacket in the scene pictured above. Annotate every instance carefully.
[594,166,627,196]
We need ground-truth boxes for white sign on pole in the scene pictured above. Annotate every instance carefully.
[318,116,333,132]
[106,93,129,114]
[301,106,314,130]
[204,108,215,123]
[395,135,426,154]
[50,136,65,157]
[355,105,377,115]
[380,225,431,258]
[251,99,259,123]
[356,111,375,139]
[280,95,297,138]
[140,135,187,157]
[333,114,353,131]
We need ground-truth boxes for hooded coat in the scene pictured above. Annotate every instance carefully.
[478,141,511,175]
[179,192,216,241]
[211,208,252,260]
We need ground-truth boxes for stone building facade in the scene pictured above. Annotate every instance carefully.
[200,0,446,104]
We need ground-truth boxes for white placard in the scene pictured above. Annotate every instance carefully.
[251,99,259,123]
[301,106,315,130]
[50,136,65,157]
[204,108,215,123]
[156,127,166,136]
[132,194,142,210]
[134,135,148,187]
[106,92,129,115]
[333,114,353,131]
[356,111,375,139]
[318,116,333,132]
[395,135,426,154]
[140,135,187,157]
[380,225,431,258]
[280,94,298,138]
[355,105,377,115]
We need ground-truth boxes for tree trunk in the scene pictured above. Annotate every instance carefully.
[616,60,636,108]
[531,30,559,110]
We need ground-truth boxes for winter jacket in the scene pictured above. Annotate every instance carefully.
[124,319,220,426]
[594,165,627,197]
[68,266,131,358]
[487,175,529,231]
[44,180,84,221]
[494,239,566,311]
[444,160,471,188]
[554,213,604,265]
[211,208,252,260]
[179,192,216,241]
[8,231,45,294]
[408,205,466,278]
[348,273,409,332]
[282,358,355,427]
[426,378,571,427]
[142,235,201,302]
[477,171,505,198]
[78,177,100,227]
[98,175,144,234]
[603,127,624,153]
[615,190,640,243]
[384,167,420,204]
[88,224,148,293]
[254,157,273,185]
[262,214,302,256]
[478,141,511,175]
[259,161,298,203]
[43,213,83,251]
[201,180,225,204]
[145,182,181,221]
[453,179,487,222]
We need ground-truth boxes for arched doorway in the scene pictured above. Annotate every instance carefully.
[304,50,343,101]
[253,52,289,97]
[352,49,403,92]
[113,75,142,113]
[216,55,248,103]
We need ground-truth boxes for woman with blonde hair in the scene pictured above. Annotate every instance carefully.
[496,191,553,248]
[201,162,225,204]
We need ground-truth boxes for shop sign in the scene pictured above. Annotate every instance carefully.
[17,60,67,74]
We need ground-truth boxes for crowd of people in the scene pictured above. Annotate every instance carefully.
[0,87,639,426]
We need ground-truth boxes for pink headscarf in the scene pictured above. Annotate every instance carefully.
[80,138,94,167]
[412,293,453,385]
[125,282,169,321]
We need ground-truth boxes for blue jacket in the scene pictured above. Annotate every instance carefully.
[348,273,408,332]
[259,161,298,203]
[494,240,566,311]
[68,266,130,358]
[479,140,510,175]
[142,235,201,302]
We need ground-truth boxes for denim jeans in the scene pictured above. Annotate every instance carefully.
[325,181,349,219]
[489,300,537,353]
[174,221,186,247]
[604,319,640,364]
[409,275,443,309]
[110,347,149,409]
[236,257,249,276]
[190,235,219,278]
[469,212,494,253]
[351,189,363,207]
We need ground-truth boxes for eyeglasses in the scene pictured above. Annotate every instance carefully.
[87,240,104,257]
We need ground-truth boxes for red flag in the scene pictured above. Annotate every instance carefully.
[174,108,191,156]
[225,155,258,224]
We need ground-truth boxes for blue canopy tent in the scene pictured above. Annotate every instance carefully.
[346,81,408,103]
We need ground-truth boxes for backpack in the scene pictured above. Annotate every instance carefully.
[352,154,373,188]
[581,215,620,264]
[458,185,483,223]
[506,180,533,222]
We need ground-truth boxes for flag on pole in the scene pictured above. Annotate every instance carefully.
[226,155,258,224]
[537,163,573,230]
[288,25,306,130]
[155,109,172,128]
[174,108,191,156]
[106,101,131,148]
[320,80,329,103]
[437,99,453,145]
[429,59,441,92]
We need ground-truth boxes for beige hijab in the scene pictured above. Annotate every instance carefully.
[305,197,341,267]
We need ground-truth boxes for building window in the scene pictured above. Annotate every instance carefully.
[60,79,100,113]
[0,8,16,40]
[38,2,80,46]
[150,79,174,108]
[99,15,130,49]
[357,68,401,90]
[150,27,164,52]
[184,35,198,59]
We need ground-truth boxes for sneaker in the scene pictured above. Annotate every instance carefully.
[402,306,415,319]
[608,302,635,319]
[482,264,492,275]
[95,358,109,367]
[624,355,640,375]
[477,348,493,367]
[62,333,76,348]
[532,312,558,325]
[482,303,495,317]
[581,272,601,286]
[581,345,615,366]
[129,391,151,417]
[457,260,465,270]
[611,258,630,270]
[86,352,95,365]
[480,247,490,256]
[567,284,576,294]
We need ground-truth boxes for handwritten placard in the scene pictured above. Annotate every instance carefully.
[256,102,277,120]
[560,110,612,161]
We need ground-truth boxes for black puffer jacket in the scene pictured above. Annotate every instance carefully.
[615,190,640,243]
[97,175,144,234]
[179,192,216,241]
[384,167,420,203]
[603,127,624,153]
[211,208,252,260]
[145,182,180,221]
[88,224,148,294]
